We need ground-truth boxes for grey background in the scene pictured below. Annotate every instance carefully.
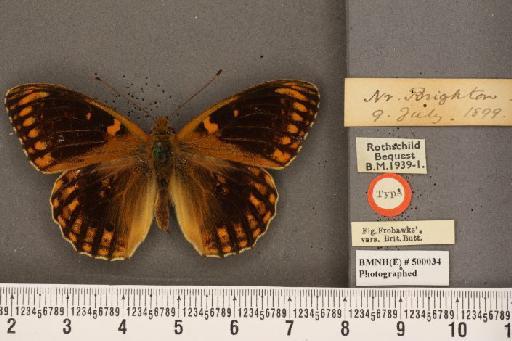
[3,0,510,289]
[0,1,347,285]
[348,1,512,287]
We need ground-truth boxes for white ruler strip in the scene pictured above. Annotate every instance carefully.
[0,284,510,340]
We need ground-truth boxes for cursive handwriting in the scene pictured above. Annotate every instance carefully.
[363,87,498,105]
[403,87,497,105]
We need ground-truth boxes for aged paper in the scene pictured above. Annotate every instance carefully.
[352,220,455,246]
[356,137,427,174]
[345,78,512,126]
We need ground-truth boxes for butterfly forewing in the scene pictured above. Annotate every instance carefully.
[5,83,147,173]
[176,80,319,169]
[5,79,319,260]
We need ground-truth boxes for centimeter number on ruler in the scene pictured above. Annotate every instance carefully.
[0,284,510,340]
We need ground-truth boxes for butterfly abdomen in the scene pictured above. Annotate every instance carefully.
[151,124,174,230]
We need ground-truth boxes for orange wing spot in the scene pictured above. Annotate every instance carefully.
[22,116,36,127]
[289,142,300,150]
[84,228,96,243]
[71,217,82,234]
[293,102,308,113]
[62,206,72,220]
[217,226,230,244]
[18,106,33,118]
[280,136,291,145]
[63,200,79,219]
[97,248,109,257]
[205,240,218,253]
[203,117,219,134]
[288,84,311,91]
[34,153,53,168]
[298,130,306,137]
[81,243,92,253]
[112,251,124,258]
[106,119,121,136]
[272,148,291,163]
[233,223,246,240]
[253,181,268,195]
[65,171,78,181]
[54,179,64,190]
[248,168,261,176]
[252,228,262,238]
[249,193,266,215]
[233,109,240,118]
[287,124,299,133]
[283,82,314,90]
[34,140,47,150]
[61,184,78,200]
[68,232,78,243]
[263,173,274,187]
[68,198,79,212]
[291,112,304,122]
[100,230,114,247]
[86,112,92,120]
[263,211,273,224]
[222,245,232,254]
[52,198,60,208]
[26,147,36,155]
[239,239,248,248]
[28,128,39,138]
[268,193,277,205]
[18,92,49,105]
[57,215,66,226]
[18,88,34,96]
[246,213,258,229]
[275,88,307,101]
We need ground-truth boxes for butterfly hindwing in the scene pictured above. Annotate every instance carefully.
[51,159,156,260]
[170,151,278,257]
[5,83,148,173]
[5,79,320,260]
[176,80,319,169]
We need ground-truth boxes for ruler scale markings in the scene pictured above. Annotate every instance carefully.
[0,285,509,339]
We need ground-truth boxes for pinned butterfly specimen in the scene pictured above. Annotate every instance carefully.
[4,80,319,260]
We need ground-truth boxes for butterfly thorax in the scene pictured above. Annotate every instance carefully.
[151,117,175,231]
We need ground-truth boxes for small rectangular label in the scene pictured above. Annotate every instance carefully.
[356,250,449,286]
[352,220,454,246]
[356,137,427,174]
[345,78,512,126]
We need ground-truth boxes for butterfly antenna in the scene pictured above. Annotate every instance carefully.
[168,69,223,118]
[94,74,152,116]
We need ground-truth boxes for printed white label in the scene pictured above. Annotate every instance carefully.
[352,220,455,246]
[356,137,427,174]
[356,250,449,287]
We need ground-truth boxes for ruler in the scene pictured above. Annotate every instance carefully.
[0,284,510,340]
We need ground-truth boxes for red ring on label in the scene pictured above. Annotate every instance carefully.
[367,173,412,217]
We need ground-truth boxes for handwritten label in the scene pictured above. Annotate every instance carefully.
[356,137,427,174]
[352,220,455,246]
[344,78,512,126]
[356,250,449,286]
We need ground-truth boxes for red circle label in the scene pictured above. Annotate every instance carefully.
[367,173,412,217]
